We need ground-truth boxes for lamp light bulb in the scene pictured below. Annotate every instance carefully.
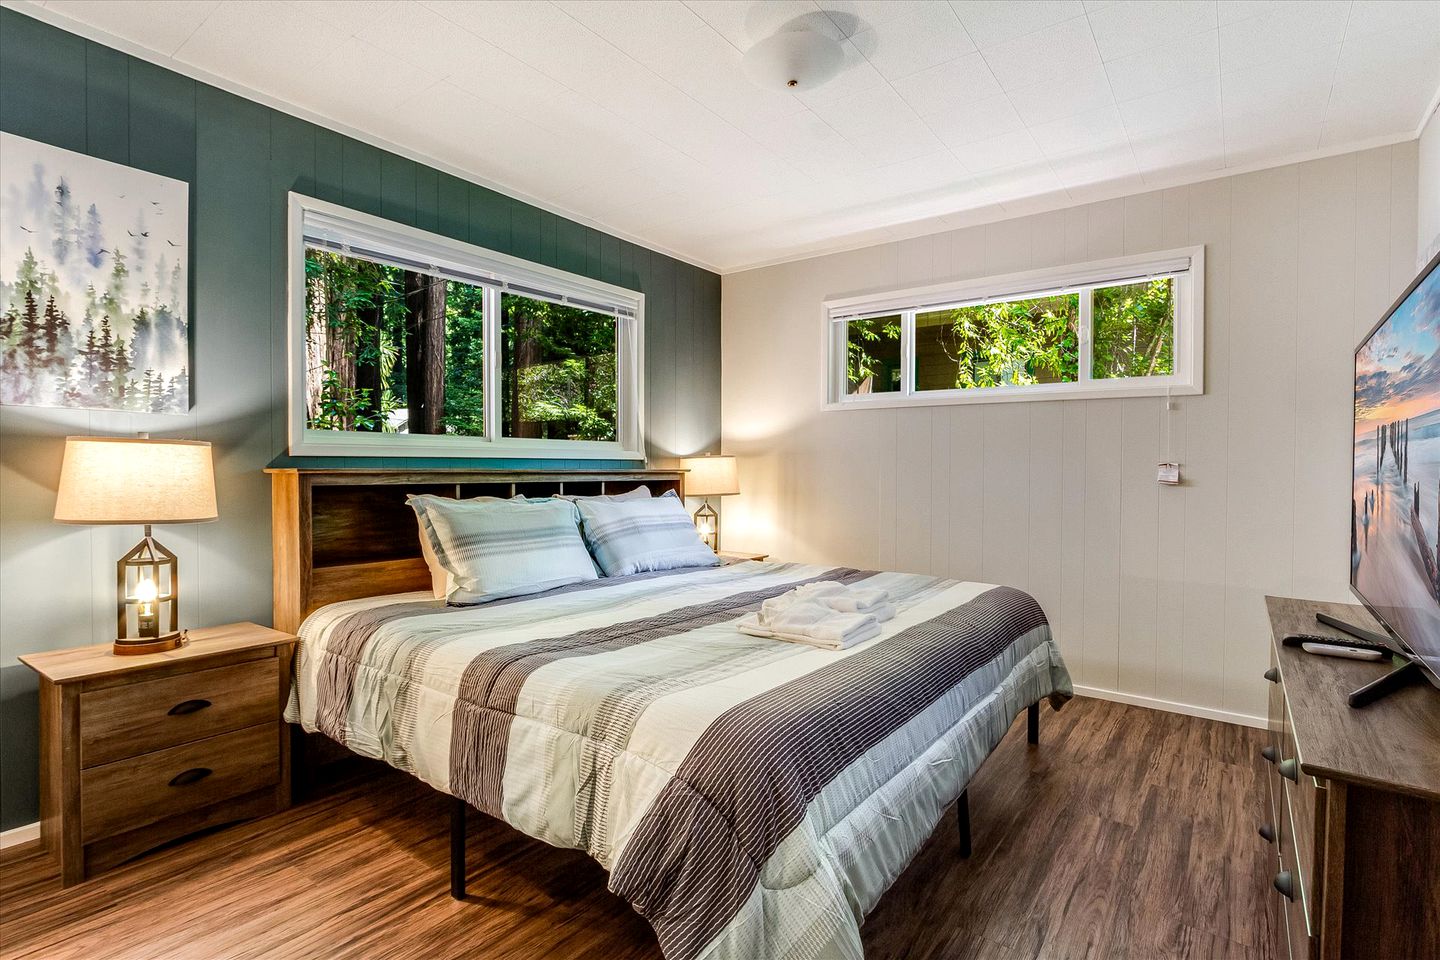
[135,576,159,603]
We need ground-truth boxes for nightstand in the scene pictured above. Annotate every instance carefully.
[718,551,769,564]
[18,622,296,886]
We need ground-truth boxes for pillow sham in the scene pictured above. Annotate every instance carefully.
[413,495,524,599]
[576,490,722,577]
[408,494,597,604]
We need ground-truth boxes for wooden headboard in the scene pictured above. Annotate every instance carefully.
[267,467,685,633]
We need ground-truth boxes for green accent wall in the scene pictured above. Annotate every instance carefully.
[0,7,721,829]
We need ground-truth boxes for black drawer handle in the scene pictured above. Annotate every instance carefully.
[167,699,212,716]
[168,767,213,787]
[1274,870,1295,901]
[1264,667,1279,683]
[1261,746,1278,764]
[1258,823,1275,843]
[1279,758,1299,782]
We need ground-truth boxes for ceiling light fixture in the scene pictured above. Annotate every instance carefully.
[742,28,845,92]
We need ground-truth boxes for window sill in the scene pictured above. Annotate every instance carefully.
[289,431,646,460]
[825,379,1201,410]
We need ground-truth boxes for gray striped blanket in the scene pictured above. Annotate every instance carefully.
[287,561,1072,960]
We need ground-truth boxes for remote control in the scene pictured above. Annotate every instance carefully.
[1300,641,1386,661]
[1282,632,1391,655]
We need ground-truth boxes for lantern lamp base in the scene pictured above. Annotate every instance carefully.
[113,631,185,656]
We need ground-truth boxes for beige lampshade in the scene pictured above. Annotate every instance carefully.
[681,455,739,497]
[54,436,218,524]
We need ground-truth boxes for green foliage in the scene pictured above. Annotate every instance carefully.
[502,294,617,441]
[921,293,1080,389]
[845,316,902,393]
[303,250,620,441]
[1091,279,1174,379]
[843,278,1174,393]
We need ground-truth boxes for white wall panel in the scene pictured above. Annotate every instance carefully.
[721,143,1420,725]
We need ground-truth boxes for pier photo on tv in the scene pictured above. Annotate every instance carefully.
[1353,251,1440,684]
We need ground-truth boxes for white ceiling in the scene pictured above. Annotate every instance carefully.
[16,0,1440,272]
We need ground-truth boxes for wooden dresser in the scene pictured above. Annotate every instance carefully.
[19,623,297,886]
[1262,597,1440,959]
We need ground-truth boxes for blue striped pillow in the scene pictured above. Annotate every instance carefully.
[407,495,597,604]
[576,491,722,577]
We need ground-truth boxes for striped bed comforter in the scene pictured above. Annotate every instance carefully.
[287,561,1072,960]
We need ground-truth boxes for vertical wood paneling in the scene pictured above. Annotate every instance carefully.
[645,252,676,458]
[436,172,468,243]
[469,184,510,251]
[1027,401,1063,627]
[928,407,952,577]
[414,165,438,234]
[194,87,272,628]
[510,203,541,263]
[895,409,932,573]
[981,404,1030,589]
[85,43,128,164]
[1292,155,1358,603]
[1082,398,1124,689]
[947,407,984,581]
[340,138,382,217]
[312,128,343,203]
[0,11,85,150]
[379,152,416,226]
[1223,166,1300,717]
[1181,177,1232,710]
[1154,187,1191,702]
[876,407,898,570]
[1058,400,1089,679]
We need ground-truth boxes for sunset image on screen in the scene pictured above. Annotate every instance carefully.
[1352,260,1440,678]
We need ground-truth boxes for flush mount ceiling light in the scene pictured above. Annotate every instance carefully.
[742,29,845,92]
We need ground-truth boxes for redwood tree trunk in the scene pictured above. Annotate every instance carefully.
[353,294,383,431]
[404,271,447,434]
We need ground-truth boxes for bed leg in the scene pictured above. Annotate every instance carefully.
[1027,701,1039,746]
[450,797,466,900]
[956,789,971,859]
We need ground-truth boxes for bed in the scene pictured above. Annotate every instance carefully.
[270,468,1073,960]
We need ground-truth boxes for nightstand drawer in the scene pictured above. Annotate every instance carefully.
[80,658,279,767]
[80,722,279,843]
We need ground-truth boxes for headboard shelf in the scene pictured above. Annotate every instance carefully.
[269,467,685,633]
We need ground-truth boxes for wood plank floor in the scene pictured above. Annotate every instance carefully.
[0,697,1282,960]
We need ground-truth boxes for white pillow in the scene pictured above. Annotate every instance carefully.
[408,495,597,604]
[413,495,524,598]
[576,491,721,577]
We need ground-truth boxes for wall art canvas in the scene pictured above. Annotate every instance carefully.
[0,132,189,413]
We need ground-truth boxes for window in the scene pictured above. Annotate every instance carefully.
[287,194,643,458]
[825,247,1202,407]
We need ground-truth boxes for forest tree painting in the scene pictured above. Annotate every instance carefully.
[0,132,189,413]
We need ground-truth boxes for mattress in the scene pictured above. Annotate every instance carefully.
[286,561,1072,960]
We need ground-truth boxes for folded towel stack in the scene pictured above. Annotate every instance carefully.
[740,581,895,650]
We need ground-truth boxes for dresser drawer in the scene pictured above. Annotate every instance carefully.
[80,658,279,767]
[1276,810,1311,960]
[80,722,279,843]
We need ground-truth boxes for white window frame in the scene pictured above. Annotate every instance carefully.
[287,193,645,459]
[823,246,1204,409]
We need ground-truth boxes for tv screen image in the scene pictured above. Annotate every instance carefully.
[1352,249,1440,687]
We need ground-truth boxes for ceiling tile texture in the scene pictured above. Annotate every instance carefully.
[27,0,1440,271]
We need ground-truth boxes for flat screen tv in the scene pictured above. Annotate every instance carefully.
[1352,247,1440,692]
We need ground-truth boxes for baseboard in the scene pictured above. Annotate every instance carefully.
[0,821,40,850]
[1072,685,1267,729]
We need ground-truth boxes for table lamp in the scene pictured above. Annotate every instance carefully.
[54,436,218,655]
[680,454,738,552]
